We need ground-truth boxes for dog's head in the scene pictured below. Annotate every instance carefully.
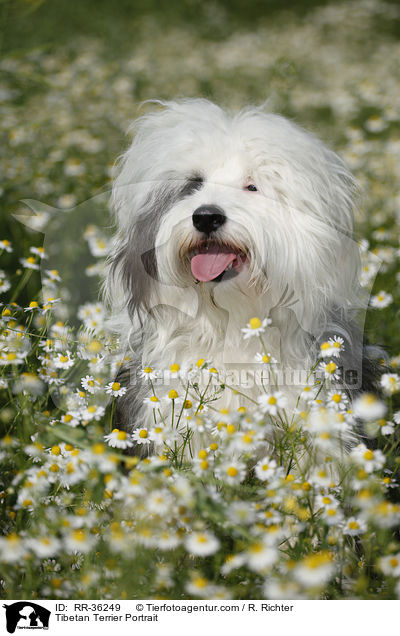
[108,99,360,331]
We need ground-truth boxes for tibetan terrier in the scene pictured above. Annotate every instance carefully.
[105,98,380,451]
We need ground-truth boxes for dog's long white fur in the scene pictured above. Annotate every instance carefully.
[105,99,367,449]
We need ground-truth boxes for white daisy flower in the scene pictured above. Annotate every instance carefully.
[377,419,395,436]
[393,411,400,425]
[104,428,134,449]
[353,393,387,421]
[319,336,344,359]
[342,517,367,536]
[380,373,400,395]
[215,460,246,485]
[245,541,278,572]
[318,360,341,381]
[254,351,277,365]
[105,381,127,397]
[157,531,181,551]
[64,528,96,553]
[53,351,74,369]
[257,391,287,416]
[315,494,339,509]
[143,395,161,410]
[321,506,344,526]
[300,385,318,402]
[0,533,28,563]
[80,404,105,422]
[24,300,40,312]
[350,444,386,473]
[254,456,277,481]
[0,274,11,294]
[185,531,220,556]
[0,239,13,252]
[44,268,61,283]
[57,194,76,210]
[379,553,400,577]
[370,291,393,308]
[81,375,101,394]
[293,551,335,587]
[227,501,256,526]
[327,390,349,410]
[139,366,159,380]
[131,427,151,445]
[29,246,47,259]
[241,317,271,340]
[27,536,61,558]
[20,256,40,270]
[87,235,110,257]
[60,412,80,428]
[64,157,86,176]
[185,574,215,598]
[147,489,174,515]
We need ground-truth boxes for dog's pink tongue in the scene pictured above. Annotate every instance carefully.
[191,252,236,282]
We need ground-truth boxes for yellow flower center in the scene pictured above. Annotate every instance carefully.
[227,466,238,477]
[139,429,148,439]
[303,551,333,569]
[325,362,337,374]
[249,317,262,329]
[72,530,86,542]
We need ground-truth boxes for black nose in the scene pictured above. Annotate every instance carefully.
[192,205,226,235]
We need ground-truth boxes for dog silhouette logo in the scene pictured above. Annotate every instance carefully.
[3,602,50,633]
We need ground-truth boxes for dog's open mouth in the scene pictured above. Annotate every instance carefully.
[190,242,247,282]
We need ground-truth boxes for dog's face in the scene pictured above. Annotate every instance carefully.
[111,99,360,328]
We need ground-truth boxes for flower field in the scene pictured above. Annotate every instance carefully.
[1,0,400,600]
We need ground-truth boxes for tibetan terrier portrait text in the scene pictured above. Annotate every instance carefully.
[105,98,380,454]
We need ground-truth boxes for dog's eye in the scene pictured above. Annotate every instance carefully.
[245,183,258,192]
[182,176,204,196]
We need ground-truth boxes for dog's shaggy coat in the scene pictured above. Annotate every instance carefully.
[105,99,380,451]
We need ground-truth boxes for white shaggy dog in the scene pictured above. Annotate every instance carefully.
[105,98,377,451]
